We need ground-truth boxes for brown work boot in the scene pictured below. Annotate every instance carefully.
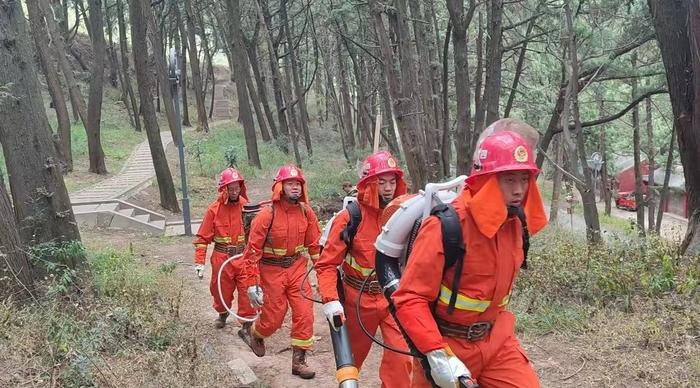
[238,324,265,357]
[291,348,315,379]
[214,312,228,329]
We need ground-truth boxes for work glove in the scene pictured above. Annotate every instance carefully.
[322,300,345,330]
[247,285,264,308]
[194,264,205,280]
[426,348,472,388]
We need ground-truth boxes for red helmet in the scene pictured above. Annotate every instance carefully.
[358,150,404,188]
[274,164,306,185]
[467,130,539,184]
[218,167,245,191]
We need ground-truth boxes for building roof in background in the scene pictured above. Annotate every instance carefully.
[647,167,685,191]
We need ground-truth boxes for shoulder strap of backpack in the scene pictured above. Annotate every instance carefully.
[341,200,362,250]
[431,203,465,315]
[264,204,275,245]
[508,206,530,269]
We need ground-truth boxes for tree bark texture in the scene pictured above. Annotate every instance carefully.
[645,96,656,232]
[648,0,700,254]
[0,0,81,246]
[143,2,181,146]
[86,0,107,174]
[129,0,181,213]
[446,0,476,175]
[183,0,209,132]
[0,178,34,302]
[117,0,141,131]
[226,0,262,168]
[26,0,73,172]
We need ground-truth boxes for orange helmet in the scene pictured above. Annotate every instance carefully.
[467,130,539,185]
[272,164,308,203]
[217,167,247,200]
[358,151,404,188]
[273,164,306,186]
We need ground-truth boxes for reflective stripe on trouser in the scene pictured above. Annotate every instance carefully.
[409,311,539,388]
[343,284,412,388]
[254,257,314,349]
[210,252,255,319]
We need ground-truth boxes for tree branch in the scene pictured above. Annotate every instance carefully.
[572,88,667,129]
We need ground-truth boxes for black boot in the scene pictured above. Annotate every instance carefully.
[238,323,265,357]
[214,312,228,329]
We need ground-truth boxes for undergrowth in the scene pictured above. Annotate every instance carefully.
[0,243,229,387]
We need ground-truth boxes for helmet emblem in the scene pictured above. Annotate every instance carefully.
[478,149,488,160]
[290,168,298,177]
[514,145,529,163]
[387,157,397,168]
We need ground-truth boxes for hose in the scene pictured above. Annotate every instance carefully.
[217,253,260,323]
[301,264,323,303]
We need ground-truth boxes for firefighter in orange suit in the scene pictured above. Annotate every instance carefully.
[193,167,254,329]
[239,164,321,379]
[392,126,549,388]
[316,150,412,386]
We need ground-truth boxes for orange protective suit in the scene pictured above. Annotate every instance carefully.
[194,190,254,319]
[392,174,548,388]
[316,175,412,387]
[243,182,321,350]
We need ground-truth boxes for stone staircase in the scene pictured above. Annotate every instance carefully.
[73,199,167,234]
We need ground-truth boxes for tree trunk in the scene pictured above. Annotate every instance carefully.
[183,0,209,132]
[117,0,141,131]
[245,61,272,142]
[37,0,91,135]
[473,9,486,134]
[105,8,119,89]
[0,0,81,246]
[108,7,136,130]
[549,134,563,224]
[246,36,278,138]
[129,0,180,213]
[482,0,504,129]
[281,0,312,156]
[504,10,537,118]
[631,53,646,236]
[645,96,656,232]
[441,21,452,176]
[0,177,34,301]
[143,3,181,146]
[648,0,700,254]
[371,0,431,190]
[564,2,601,245]
[226,0,262,168]
[656,129,676,233]
[598,91,612,216]
[175,6,191,127]
[446,0,476,175]
[26,0,73,172]
[257,0,291,141]
[337,39,356,151]
[86,0,107,175]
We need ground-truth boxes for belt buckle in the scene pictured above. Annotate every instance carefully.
[466,321,491,341]
[281,256,294,268]
[367,280,382,294]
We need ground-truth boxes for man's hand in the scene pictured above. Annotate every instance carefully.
[426,348,472,388]
[322,300,345,330]
[247,285,264,308]
[194,264,205,280]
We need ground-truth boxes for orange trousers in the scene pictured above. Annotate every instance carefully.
[409,311,539,388]
[210,252,255,319]
[343,284,412,387]
[253,258,314,349]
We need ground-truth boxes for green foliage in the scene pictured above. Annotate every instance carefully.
[511,227,698,334]
[0,248,197,387]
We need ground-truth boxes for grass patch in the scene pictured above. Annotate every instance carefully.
[512,226,699,335]
[183,122,359,211]
[0,245,230,387]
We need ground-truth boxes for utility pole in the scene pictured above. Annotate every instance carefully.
[169,48,192,235]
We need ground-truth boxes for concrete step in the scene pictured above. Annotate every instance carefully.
[133,213,151,223]
[117,207,135,217]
